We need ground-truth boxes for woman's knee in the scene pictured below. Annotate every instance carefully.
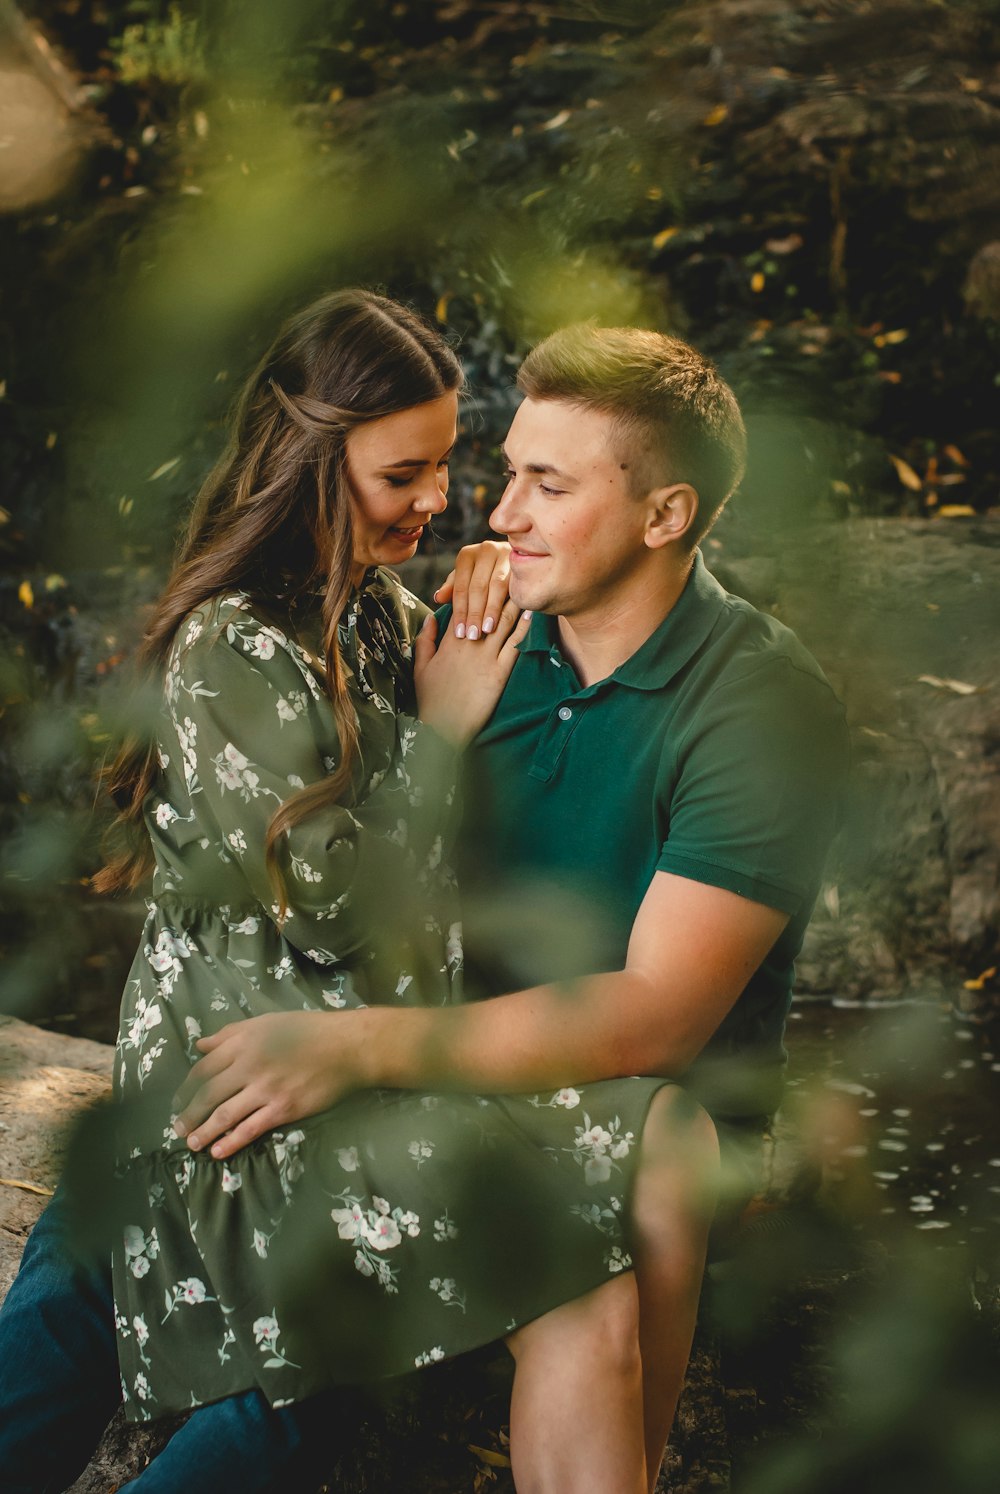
[641,1086,720,1174]
[507,1276,641,1379]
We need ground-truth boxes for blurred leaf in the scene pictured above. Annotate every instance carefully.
[751,271,766,293]
[652,225,678,249]
[917,674,978,695]
[962,966,996,991]
[540,110,572,131]
[469,1445,511,1469]
[0,1176,54,1197]
[938,504,976,517]
[703,103,728,126]
[943,444,969,466]
[148,457,181,481]
[889,454,923,491]
[18,580,34,608]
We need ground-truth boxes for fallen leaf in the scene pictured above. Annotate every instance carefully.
[652,226,678,250]
[469,1446,512,1469]
[874,329,908,347]
[750,271,765,293]
[938,504,976,517]
[18,580,33,609]
[962,966,997,992]
[878,371,902,384]
[937,473,967,486]
[765,233,803,254]
[703,103,728,127]
[521,187,549,207]
[889,454,922,491]
[435,293,450,324]
[823,884,840,918]
[45,574,67,591]
[917,674,978,696]
[46,431,57,450]
[149,458,181,482]
[925,602,940,611]
[540,109,571,131]
[0,507,10,525]
[943,443,969,467]
[0,1177,54,1197]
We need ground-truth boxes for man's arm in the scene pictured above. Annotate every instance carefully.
[174,871,787,1157]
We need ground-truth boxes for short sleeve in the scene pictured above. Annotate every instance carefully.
[656,659,849,916]
[165,598,458,961]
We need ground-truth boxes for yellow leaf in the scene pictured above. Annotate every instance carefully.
[0,1177,54,1197]
[0,506,10,525]
[148,457,181,482]
[750,271,765,293]
[652,226,678,250]
[541,109,571,131]
[703,103,728,127]
[962,966,996,991]
[18,580,34,609]
[888,454,922,491]
[435,293,450,325]
[938,504,975,517]
[925,602,940,612]
[937,473,967,486]
[943,443,969,467]
[469,1445,513,1469]
[917,674,978,696]
[883,328,908,344]
[328,86,344,105]
[521,187,549,207]
[45,574,67,592]
[46,431,57,450]
[646,185,663,201]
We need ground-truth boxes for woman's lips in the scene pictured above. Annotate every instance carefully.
[388,524,424,539]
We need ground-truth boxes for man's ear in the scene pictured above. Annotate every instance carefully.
[644,483,698,550]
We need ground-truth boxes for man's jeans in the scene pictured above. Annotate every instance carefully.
[0,1193,328,1493]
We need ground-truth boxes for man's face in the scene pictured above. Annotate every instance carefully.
[489,397,651,618]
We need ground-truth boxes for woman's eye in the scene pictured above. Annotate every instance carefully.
[385,475,415,488]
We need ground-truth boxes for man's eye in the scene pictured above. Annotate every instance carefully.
[539,484,564,496]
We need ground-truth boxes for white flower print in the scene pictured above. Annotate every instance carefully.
[408,1139,434,1167]
[569,1113,635,1186]
[246,632,276,660]
[253,1228,272,1259]
[221,1166,242,1194]
[554,1088,581,1109]
[228,914,260,935]
[322,988,348,1009]
[133,1315,149,1346]
[330,1191,418,1293]
[337,1147,360,1173]
[415,1346,445,1368]
[154,801,178,829]
[433,1211,458,1243]
[161,1275,217,1324]
[252,1311,301,1370]
[131,1254,150,1280]
[606,1245,633,1273]
[268,956,294,981]
[228,829,247,855]
[429,1276,467,1312]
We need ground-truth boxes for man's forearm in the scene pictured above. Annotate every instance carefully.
[354,970,689,1096]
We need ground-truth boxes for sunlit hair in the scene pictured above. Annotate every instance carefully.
[93,289,462,900]
[517,325,746,545]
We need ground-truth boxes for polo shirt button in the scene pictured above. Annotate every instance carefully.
[558,706,573,721]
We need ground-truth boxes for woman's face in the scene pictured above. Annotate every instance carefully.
[345,392,458,579]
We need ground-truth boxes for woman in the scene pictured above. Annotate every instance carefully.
[2,290,718,1494]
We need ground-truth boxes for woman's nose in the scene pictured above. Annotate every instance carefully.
[415,477,449,515]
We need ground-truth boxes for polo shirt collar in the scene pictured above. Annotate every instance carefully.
[517,550,728,691]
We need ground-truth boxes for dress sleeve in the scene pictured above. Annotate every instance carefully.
[656,658,849,916]
[165,599,458,962]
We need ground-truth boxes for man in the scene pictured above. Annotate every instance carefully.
[0,325,847,1490]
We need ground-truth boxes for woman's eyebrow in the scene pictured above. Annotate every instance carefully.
[382,442,456,470]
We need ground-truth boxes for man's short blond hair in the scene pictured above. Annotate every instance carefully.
[517,325,746,544]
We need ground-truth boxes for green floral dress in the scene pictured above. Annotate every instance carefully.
[112,568,670,1421]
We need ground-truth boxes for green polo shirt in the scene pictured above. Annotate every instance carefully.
[455,552,849,1118]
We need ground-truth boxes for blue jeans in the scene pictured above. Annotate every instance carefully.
[0,1193,332,1493]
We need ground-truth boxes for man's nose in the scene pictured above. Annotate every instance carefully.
[489,486,526,536]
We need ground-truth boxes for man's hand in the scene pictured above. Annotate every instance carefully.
[172,1010,368,1160]
[412,599,530,748]
[433,540,511,640]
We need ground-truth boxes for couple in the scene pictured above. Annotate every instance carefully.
[0,290,847,1492]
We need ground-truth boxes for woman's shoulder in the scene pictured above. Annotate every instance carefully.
[169,592,320,687]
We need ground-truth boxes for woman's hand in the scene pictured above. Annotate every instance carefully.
[433,540,511,640]
[172,1010,367,1160]
[413,597,530,748]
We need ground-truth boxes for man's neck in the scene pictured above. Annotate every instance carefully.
[555,553,696,686]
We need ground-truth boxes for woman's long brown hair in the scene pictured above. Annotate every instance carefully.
[93,289,462,902]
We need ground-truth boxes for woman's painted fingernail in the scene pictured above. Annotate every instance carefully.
[455,623,466,639]
[467,625,480,641]
[482,616,495,634]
